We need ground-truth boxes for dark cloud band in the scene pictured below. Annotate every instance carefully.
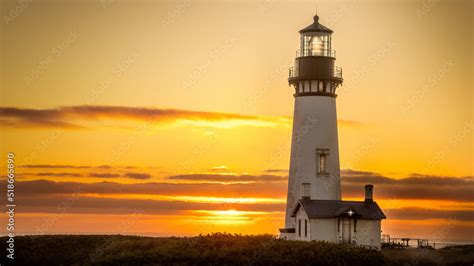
[0,105,359,129]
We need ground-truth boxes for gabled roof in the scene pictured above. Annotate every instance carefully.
[291,199,386,220]
[299,15,333,34]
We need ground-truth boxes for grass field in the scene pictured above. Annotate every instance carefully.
[0,234,472,265]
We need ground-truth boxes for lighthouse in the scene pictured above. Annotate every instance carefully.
[284,14,343,229]
[279,14,385,249]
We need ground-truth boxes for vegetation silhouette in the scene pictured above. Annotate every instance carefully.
[1,233,472,265]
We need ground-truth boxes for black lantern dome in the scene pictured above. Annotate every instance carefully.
[299,15,333,34]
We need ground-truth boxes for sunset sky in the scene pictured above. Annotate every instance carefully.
[1,0,473,241]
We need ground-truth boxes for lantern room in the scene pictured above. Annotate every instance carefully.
[298,15,333,57]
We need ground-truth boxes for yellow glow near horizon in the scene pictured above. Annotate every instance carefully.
[190,210,273,225]
[176,118,291,129]
[194,210,270,216]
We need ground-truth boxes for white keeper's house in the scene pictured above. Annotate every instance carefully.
[279,13,386,249]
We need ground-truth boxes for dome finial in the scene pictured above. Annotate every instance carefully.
[313,14,319,23]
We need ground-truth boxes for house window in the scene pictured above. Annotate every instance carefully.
[298,219,301,237]
[304,219,308,237]
[316,149,329,176]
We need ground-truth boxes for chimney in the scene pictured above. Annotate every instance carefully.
[365,184,373,203]
[302,183,311,200]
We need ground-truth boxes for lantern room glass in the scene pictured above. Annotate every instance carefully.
[300,32,332,57]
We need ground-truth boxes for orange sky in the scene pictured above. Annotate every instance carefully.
[0,0,473,240]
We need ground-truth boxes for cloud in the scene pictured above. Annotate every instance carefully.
[0,105,291,129]
[11,168,474,202]
[36,172,83,177]
[341,169,377,176]
[23,168,151,180]
[6,190,474,222]
[0,105,361,130]
[0,117,82,129]
[10,170,474,203]
[123,172,152,180]
[342,171,474,202]
[264,169,289,174]
[21,164,92,169]
[341,170,397,184]
[87,173,122,178]
[21,164,113,169]
[166,174,287,182]
[6,179,287,198]
[343,169,473,186]
[384,208,473,221]
[4,170,474,222]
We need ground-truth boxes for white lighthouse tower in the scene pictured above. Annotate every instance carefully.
[279,14,385,247]
[284,14,343,228]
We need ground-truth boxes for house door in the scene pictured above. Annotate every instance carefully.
[342,218,351,243]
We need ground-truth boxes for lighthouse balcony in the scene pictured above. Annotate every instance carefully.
[289,66,342,79]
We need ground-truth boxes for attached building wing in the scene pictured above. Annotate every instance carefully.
[291,199,386,220]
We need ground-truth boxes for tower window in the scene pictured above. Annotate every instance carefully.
[316,149,330,176]
[320,154,326,173]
